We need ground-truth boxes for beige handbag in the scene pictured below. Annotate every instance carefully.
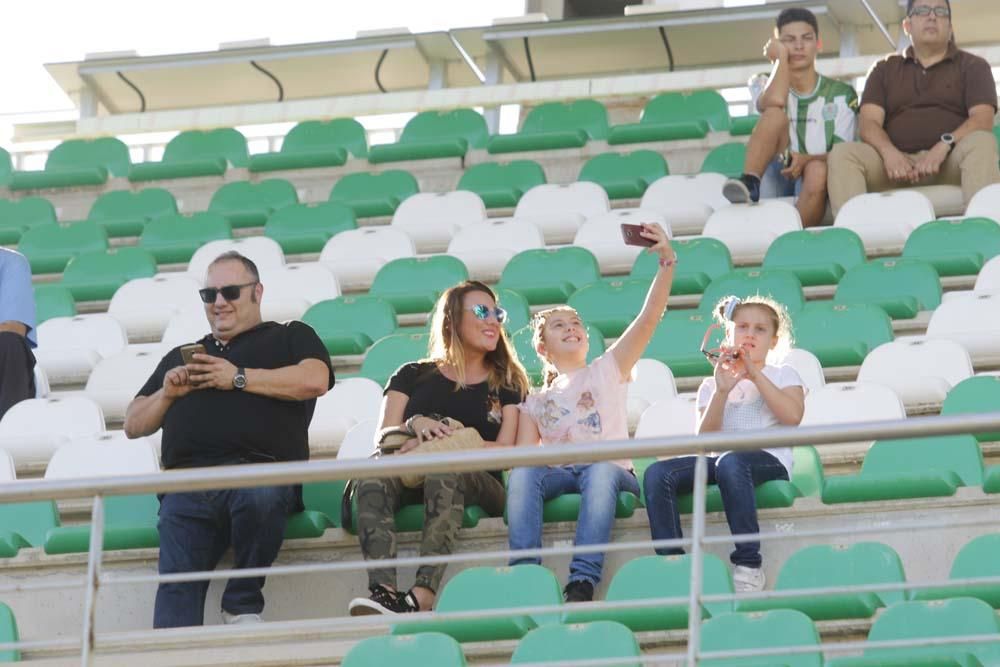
[379,417,485,488]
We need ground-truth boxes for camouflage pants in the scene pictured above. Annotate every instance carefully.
[356,471,505,593]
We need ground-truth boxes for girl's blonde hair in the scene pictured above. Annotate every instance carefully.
[427,281,531,398]
[530,306,582,389]
[712,294,795,364]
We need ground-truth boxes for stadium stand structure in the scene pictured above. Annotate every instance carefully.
[1,1,1000,664]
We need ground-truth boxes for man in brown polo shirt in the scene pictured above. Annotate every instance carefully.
[827,0,999,215]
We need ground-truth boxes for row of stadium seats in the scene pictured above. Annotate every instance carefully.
[0,92,759,190]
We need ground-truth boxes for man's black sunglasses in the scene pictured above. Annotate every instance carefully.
[198,282,257,304]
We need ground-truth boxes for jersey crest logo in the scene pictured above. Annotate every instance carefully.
[822,103,838,121]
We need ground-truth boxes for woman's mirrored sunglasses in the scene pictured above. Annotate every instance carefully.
[467,304,508,323]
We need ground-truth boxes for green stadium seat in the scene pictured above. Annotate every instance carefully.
[645,310,718,377]
[369,256,469,315]
[302,295,398,355]
[329,170,419,218]
[395,565,562,642]
[512,323,605,386]
[497,246,601,304]
[282,509,334,540]
[359,332,429,387]
[700,609,823,667]
[368,109,488,163]
[33,284,76,323]
[510,621,640,666]
[834,258,942,319]
[248,118,367,172]
[699,268,806,314]
[793,302,894,367]
[504,488,637,525]
[608,90,729,145]
[84,188,178,237]
[0,498,59,555]
[343,633,466,667]
[941,376,1000,443]
[730,115,760,136]
[913,534,1000,607]
[762,228,867,286]
[10,137,131,190]
[578,150,669,199]
[207,178,298,228]
[301,480,348,529]
[0,147,10,186]
[139,212,233,264]
[18,221,109,274]
[567,278,648,337]
[700,142,746,179]
[456,160,546,208]
[487,99,609,154]
[60,247,158,302]
[902,217,1000,276]
[822,434,984,504]
[265,201,356,254]
[0,602,18,662]
[563,554,733,630]
[128,128,248,181]
[343,494,489,535]
[494,287,531,334]
[737,542,907,620]
[826,598,1000,667]
[44,494,160,554]
[0,196,58,244]
[630,238,733,295]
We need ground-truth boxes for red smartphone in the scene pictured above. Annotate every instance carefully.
[620,223,657,247]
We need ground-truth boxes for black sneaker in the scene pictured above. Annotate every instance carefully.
[723,174,761,204]
[348,584,420,616]
[563,580,594,603]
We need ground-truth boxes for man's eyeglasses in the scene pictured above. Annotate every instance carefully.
[909,5,951,18]
[466,304,508,323]
[198,282,257,304]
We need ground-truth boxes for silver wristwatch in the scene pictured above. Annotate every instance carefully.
[940,133,956,152]
[233,367,247,390]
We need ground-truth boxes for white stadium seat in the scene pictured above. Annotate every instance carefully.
[338,420,378,460]
[782,348,826,393]
[309,377,383,454]
[801,382,906,463]
[975,255,1000,293]
[639,173,730,234]
[44,432,160,479]
[964,182,1000,220]
[319,226,415,291]
[627,359,678,433]
[34,314,129,385]
[511,182,610,244]
[161,310,210,349]
[447,220,544,281]
[635,394,699,441]
[108,274,203,342]
[701,200,801,261]
[834,190,935,250]
[259,263,341,322]
[0,450,15,482]
[574,209,670,274]
[0,396,105,464]
[186,236,286,282]
[856,338,973,409]
[391,191,486,253]
[926,292,1000,363]
[85,347,162,422]
[33,364,49,398]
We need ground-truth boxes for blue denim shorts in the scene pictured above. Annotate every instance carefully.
[760,157,803,199]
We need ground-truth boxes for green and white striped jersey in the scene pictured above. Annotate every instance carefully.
[749,73,860,155]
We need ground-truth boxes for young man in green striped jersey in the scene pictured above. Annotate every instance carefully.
[723,8,859,227]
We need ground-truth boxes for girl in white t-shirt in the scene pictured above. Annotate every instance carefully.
[643,295,805,593]
[507,223,676,603]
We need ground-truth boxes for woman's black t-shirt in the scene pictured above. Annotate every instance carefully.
[386,362,522,443]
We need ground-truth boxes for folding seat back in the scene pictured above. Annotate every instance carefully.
[699,268,805,314]
[398,108,488,148]
[926,292,1000,361]
[342,633,466,667]
[207,179,298,228]
[329,169,419,218]
[390,191,487,252]
[644,311,718,377]
[568,278,649,338]
[162,128,249,167]
[308,378,383,454]
[699,142,746,178]
[0,196,57,243]
[834,190,935,249]
[700,609,823,667]
[834,258,942,319]
[456,160,546,208]
[34,284,76,323]
[264,201,357,254]
[763,227,867,286]
[257,263,340,322]
[139,212,232,264]
[510,621,640,666]
[61,247,158,302]
[639,172,729,232]
[19,221,109,274]
[318,226,415,290]
[520,99,609,140]
[801,381,906,463]
[964,182,1000,219]
[87,188,177,237]
[446,220,544,280]
[976,254,1000,292]
[45,432,160,479]
[578,150,669,200]
[85,347,164,421]
[573,209,668,273]
[46,137,131,178]
[857,338,972,407]
[635,395,698,439]
[631,236,732,295]
[644,89,732,131]
[302,295,398,355]
[781,348,826,392]
[626,358,678,430]
[512,181,609,243]
[360,333,429,386]
[702,199,802,260]
[369,256,469,314]
[0,147,10,186]
[0,396,105,464]
[186,236,285,281]
[902,217,1000,276]
[108,274,203,341]
[914,533,1000,607]
[280,118,367,158]
[35,313,129,383]
[793,302,894,367]
[497,246,600,304]
[940,375,1000,442]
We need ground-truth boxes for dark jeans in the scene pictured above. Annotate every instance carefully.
[153,485,296,628]
[0,332,34,420]
[643,452,788,568]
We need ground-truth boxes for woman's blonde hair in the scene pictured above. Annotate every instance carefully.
[427,281,530,398]
[712,294,795,364]
[530,306,582,389]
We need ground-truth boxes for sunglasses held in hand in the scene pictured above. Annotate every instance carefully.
[198,282,258,304]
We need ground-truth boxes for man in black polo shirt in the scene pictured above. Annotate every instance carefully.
[125,251,334,628]
[828,0,999,215]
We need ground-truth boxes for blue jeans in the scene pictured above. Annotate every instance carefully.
[760,157,803,199]
[643,452,788,568]
[153,485,296,628]
[507,463,640,586]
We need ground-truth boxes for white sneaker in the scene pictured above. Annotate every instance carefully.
[222,611,262,625]
[733,566,766,593]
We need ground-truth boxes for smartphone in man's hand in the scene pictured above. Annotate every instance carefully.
[620,223,657,247]
[180,344,206,366]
